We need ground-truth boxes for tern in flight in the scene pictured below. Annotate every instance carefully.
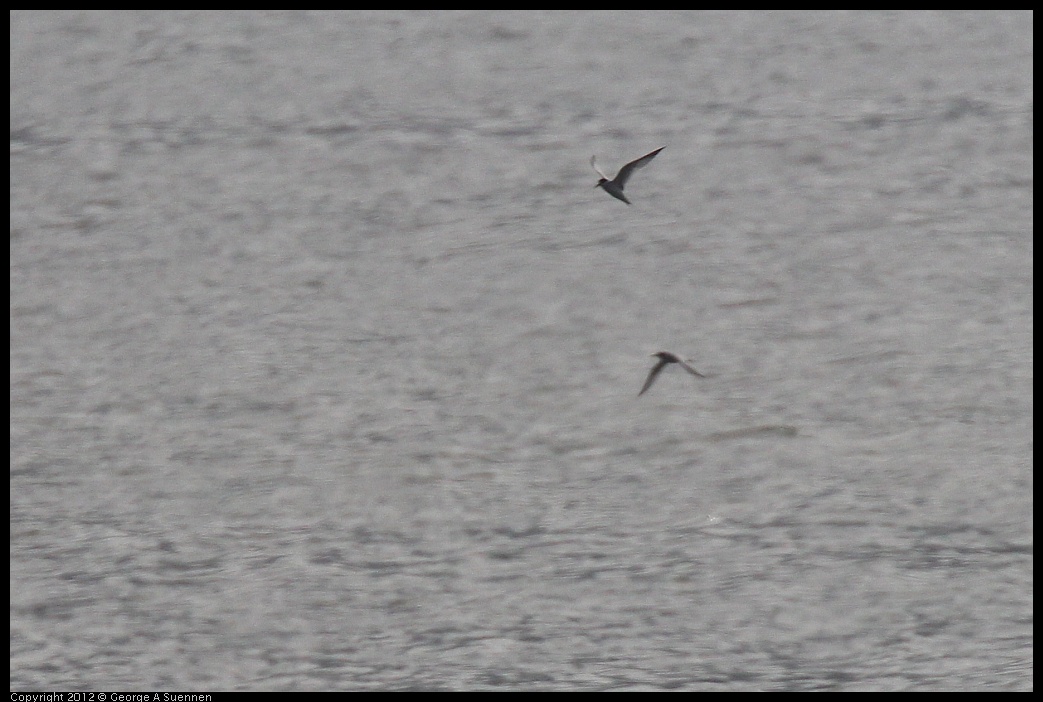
[591,147,664,204]
[638,351,706,396]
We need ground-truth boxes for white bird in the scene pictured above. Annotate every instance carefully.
[591,147,664,205]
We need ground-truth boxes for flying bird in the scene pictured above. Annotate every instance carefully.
[638,351,706,396]
[591,147,664,205]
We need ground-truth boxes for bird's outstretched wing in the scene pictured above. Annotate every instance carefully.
[590,155,609,181]
[614,147,664,187]
[677,360,706,378]
[638,357,669,396]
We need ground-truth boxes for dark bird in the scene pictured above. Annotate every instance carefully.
[591,147,664,205]
[638,351,706,396]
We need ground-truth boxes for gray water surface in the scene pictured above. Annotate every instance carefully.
[10,11,1033,690]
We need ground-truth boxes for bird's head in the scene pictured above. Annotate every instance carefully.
[594,178,607,189]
